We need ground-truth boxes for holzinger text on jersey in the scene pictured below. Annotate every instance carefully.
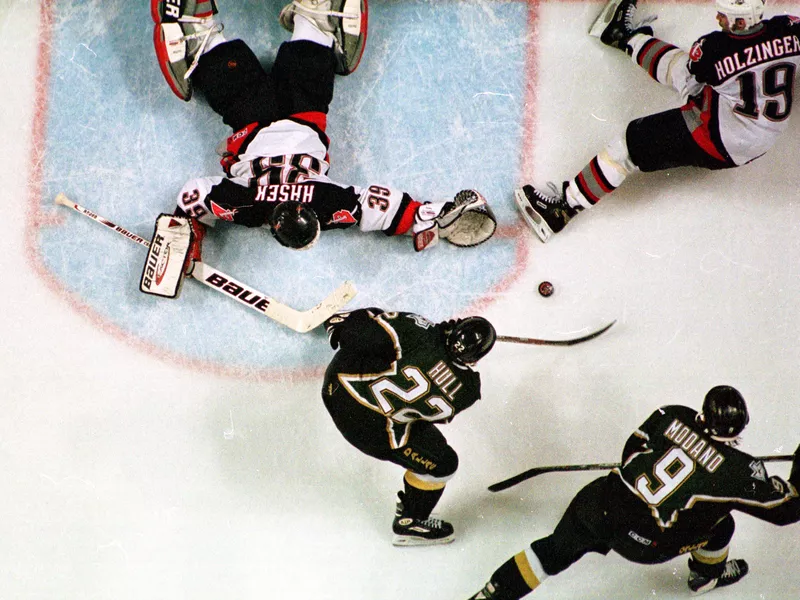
[705,32,800,80]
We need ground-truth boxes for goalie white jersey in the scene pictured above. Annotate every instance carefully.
[219,118,335,188]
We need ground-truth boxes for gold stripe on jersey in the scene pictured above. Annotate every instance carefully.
[337,313,405,412]
[614,468,800,530]
[376,313,402,360]
[685,489,800,512]
[338,361,400,413]
[387,419,411,449]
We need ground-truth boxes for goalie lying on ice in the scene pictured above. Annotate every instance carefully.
[150,0,496,274]
[173,176,496,254]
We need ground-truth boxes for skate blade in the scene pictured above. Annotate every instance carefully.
[513,188,553,243]
[689,579,720,596]
[588,0,623,37]
[392,533,455,547]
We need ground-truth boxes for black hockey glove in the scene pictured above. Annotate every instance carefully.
[790,442,800,487]
[438,319,458,337]
[323,308,384,350]
[324,314,348,350]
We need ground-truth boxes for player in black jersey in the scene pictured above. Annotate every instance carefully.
[321,308,495,546]
[515,0,800,243]
[466,386,800,599]
[150,0,495,275]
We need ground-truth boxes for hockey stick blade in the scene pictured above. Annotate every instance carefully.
[488,454,794,492]
[497,320,616,346]
[54,194,356,332]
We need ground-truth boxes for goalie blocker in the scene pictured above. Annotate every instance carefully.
[140,214,196,299]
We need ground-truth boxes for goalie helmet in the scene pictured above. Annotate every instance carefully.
[716,0,764,30]
[444,317,496,366]
[269,201,320,250]
[698,385,750,441]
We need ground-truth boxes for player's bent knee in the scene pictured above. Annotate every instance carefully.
[192,40,269,109]
[430,446,459,479]
[399,444,458,480]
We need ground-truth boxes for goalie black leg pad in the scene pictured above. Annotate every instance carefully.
[140,214,194,299]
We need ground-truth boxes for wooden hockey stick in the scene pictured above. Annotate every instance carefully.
[488,454,794,492]
[54,194,357,333]
[498,320,616,346]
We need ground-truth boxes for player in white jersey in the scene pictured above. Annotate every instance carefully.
[514,0,800,243]
[151,0,496,269]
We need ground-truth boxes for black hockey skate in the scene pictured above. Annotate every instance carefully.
[514,183,578,243]
[466,581,515,600]
[391,493,454,546]
[279,0,368,75]
[688,559,749,595]
[152,0,222,100]
[588,0,654,52]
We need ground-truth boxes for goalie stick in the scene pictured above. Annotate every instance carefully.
[488,454,794,492]
[54,194,357,333]
[498,320,616,346]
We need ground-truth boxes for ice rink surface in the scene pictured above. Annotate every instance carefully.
[3,0,799,598]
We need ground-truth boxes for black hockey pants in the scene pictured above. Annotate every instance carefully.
[321,390,459,481]
[626,107,737,172]
[530,476,736,576]
[191,39,337,132]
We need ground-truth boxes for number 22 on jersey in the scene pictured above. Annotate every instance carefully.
[342,365,455,424]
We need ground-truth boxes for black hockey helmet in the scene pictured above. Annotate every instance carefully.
[444,317,496,365]
[269,201,320,250]
[698,385,750,440]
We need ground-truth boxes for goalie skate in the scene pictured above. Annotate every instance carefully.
[152,0,222,100]
[279,0,368,75]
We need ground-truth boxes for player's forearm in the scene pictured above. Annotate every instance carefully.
[734,478,800,525]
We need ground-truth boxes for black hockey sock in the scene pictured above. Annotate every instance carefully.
[488,555,539,600]
[688,556,727,580]
[401,480,445,519]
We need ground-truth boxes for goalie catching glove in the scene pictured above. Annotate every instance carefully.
[140,214,205,299]
[413,189,496,252]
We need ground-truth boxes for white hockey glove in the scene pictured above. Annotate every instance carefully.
[412,202,446,251]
